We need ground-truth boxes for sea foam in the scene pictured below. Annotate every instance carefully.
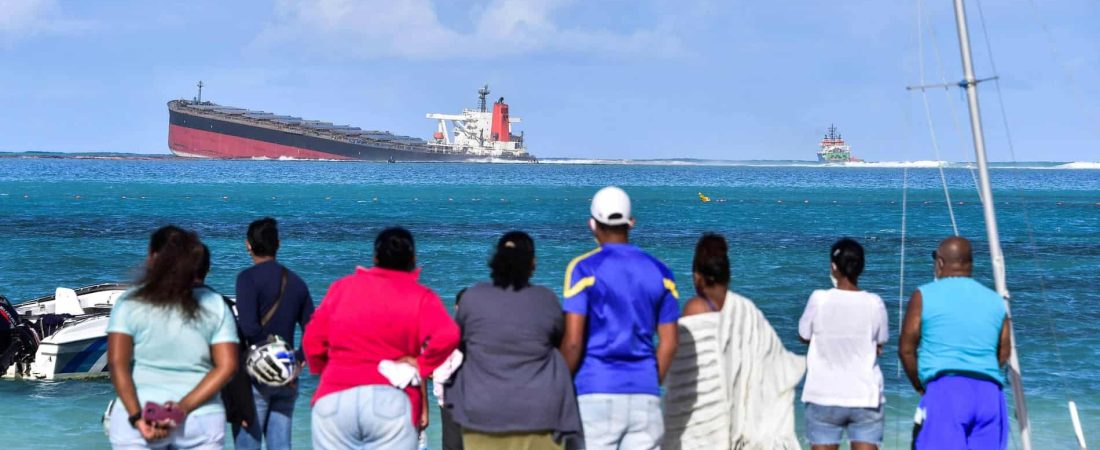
[1051,162,1100,170]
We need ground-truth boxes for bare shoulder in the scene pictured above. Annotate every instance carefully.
[682,297,711,317]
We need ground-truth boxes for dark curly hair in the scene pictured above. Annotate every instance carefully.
[693,233,730,286]
[375,227,416,271]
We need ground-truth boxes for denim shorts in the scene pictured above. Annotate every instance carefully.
[805,402,884,446]
[312,385,416,450]
[577,394,663,450]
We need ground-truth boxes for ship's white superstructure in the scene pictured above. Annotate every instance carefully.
[426,85,527,158]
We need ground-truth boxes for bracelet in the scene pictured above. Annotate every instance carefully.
[128,411,143,428]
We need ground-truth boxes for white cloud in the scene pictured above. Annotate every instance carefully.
[0,0,95,45]
[252,0,682,60]
[0,0,52,34]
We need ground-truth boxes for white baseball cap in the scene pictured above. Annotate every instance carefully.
[591,186,632,226]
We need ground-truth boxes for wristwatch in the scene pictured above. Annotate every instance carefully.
[128,411,143,428]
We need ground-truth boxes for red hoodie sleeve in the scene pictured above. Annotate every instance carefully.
[415,290,460,380]
[303,281,338,375]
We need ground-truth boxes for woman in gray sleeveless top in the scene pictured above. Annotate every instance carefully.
[444,231,582,450]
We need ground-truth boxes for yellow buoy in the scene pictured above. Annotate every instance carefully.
[698,192,711,203]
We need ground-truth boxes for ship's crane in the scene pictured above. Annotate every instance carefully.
[426,113,521,145]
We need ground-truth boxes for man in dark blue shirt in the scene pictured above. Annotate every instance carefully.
[233,217,314,450]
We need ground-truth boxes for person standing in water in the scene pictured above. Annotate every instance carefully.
[900,237,1010,450]
[560,186,680,450]
[798,238,888,450]
[446,231,582,449]
[663,233,804,449]
[106,226,239,449]
[435,290,467,450]
[233,217,314,450]
[303,227,459,449]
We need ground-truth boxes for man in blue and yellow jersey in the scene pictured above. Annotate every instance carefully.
[560,186,680,450]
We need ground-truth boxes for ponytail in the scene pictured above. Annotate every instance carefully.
[830,238,865,283]
[489,231,535,291]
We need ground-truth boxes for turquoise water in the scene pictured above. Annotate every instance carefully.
[0,159,1096,449]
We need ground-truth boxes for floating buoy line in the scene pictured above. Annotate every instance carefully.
[2,192,1086,207]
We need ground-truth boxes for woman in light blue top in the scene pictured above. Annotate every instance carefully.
[106,226,239,450]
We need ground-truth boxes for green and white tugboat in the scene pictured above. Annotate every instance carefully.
[816,124,859,163]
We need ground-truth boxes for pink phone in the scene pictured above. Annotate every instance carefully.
[142,402,164,422]
[161,402,186,425]
[143,401,186,425]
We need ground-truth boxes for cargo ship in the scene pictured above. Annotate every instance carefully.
[816,124,860,163]
[167,83,534,162]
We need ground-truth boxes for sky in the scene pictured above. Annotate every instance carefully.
[0,0,1096,161]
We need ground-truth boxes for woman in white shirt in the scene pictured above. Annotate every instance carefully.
[798,238,888,450]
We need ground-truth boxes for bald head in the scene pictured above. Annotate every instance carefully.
[935,236,973,277]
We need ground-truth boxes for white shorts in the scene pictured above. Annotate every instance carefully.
[107,402,226,450]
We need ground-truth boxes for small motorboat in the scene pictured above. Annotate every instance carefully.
[2,283,128,380]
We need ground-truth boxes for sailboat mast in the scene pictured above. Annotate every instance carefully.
[950,1,1032,449]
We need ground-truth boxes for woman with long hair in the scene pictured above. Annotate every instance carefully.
[106,225,240,449]
[303,227,460,449]
[445,231,582,449]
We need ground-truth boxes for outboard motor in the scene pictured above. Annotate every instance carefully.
[11,323,40,375]
[0,295,40,376]
[0,295,21,374]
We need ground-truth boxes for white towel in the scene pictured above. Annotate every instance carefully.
[663,291,806,450]
[432,350,465,406]
[378,360,420,389]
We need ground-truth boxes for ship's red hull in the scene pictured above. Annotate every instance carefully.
[167,100,535,161]
[168,124,354,160]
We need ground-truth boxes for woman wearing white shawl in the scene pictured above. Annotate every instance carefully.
[663,233,805,450]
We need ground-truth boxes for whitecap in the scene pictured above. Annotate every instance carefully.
[1051,162,1100,170]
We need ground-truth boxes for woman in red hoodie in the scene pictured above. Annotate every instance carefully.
[303,227,459,449]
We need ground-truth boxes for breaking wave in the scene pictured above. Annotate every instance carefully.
[833,160,948,168]
[539,159,1099,169]
[539,158,953,168]
[1050,162,1100,170]
[539,158,630,165]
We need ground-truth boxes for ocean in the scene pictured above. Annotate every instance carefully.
[0,158,1096,449]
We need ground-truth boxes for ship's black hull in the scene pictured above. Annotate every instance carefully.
[168,105,533,162]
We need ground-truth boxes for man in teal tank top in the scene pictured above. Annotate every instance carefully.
[899,237,1011,450]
